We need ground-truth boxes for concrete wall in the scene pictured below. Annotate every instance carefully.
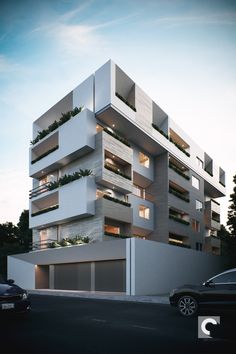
[8,239,127,290]
[7,257,36,290]
[128,194,154,231]
[73,74,94,112]
[130,238,226,295]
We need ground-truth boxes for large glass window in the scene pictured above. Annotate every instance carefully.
[192,176,200,189]
[104,225,120,235]
[139,152,150,168]
[196,200,203,212]
[139,205,150,219]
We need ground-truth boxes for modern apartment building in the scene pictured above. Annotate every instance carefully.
[8,60,226,294]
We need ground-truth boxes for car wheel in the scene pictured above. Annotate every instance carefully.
[177,295,198,317]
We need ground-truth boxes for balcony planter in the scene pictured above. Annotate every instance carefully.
[169,162,190,180]
[31,205,59,217]
[115,92,136,112]
[48,169,92,191]
[169,215,190,225]
[30,106,83,145]
[103,128,131,147]
[104,164,131,180]
[104,231,131,239]
[152,124,190,157]
[103,194,131,207]
[31,145,59,164]
[152,123,169,139]
[205,169,213,177]
[169,188,190,202]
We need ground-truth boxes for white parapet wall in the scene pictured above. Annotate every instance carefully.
[8,257,36,289]
[128,238,227,295]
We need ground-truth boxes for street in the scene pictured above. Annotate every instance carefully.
[0,295,235,354]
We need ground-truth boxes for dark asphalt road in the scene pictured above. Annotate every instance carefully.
[0,295,235,354]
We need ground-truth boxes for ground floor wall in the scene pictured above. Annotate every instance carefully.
[8,238,227,295]
[129,238,227,295]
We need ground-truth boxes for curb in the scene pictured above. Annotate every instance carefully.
[28,289,170,305]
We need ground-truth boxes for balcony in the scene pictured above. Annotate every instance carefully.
[30,109,96,178]
[204,235,221,255]
[99,128,133,165]
[169,129,190,157]
[169,232,190,249]
[168,155,190,180]
[96,192,132,224]
[97,150,133,193]
[205,199,221,231]
[169,207,190,227]
[169,181,190,203]
[30,176,96,229]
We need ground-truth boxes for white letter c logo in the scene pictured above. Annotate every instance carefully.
[201,318,217,336]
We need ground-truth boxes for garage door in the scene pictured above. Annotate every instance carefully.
[95,260,126,292]
[54,262,91,290]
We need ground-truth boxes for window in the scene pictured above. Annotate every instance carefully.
[139,152,150,168]
[191,219,200,232]
[196,242,202,251]
[196,157,203,169]
[196,200,203,212]
[104,225,120,235]
[139,205,150,219]
[192,176,200,189]
[211,271,236,284]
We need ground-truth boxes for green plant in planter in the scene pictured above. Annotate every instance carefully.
[60,238,72,247]
[79,168,92,177]
[81,236,90,243]
[49,241,61,248]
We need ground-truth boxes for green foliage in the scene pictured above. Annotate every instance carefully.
[227,174,236,236]
[17,210,32,250]
[168,162,190,180]
[47,169,92,191]
[115,92,136,112]
[104,231,131,239]
[30,106,83,145]
[103,194,131,207]
[104,163,131,180]
[169,188,190,202]
[152,123,190,157]
[0,210,32,279]
[169,214,190,225]
[31,205,59,217]
[218,224,236,267]
[31,145,59,164]
[103,127,131,147]
[49,235,91,248]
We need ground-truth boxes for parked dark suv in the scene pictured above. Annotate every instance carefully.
[169,268,236,316]
[0,279,30,314]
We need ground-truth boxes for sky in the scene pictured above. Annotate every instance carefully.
[0,0,235,226]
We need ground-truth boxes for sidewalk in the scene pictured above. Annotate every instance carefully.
[28,289,170,304]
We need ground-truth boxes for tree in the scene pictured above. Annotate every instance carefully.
[0,222,18,247]
[0,210,32,279]
[227,174,236,236]
[17,210,32,251]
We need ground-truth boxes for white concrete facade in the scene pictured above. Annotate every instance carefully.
[8,59,227,294]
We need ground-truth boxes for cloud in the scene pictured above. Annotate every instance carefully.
[0,55,17,73]
[150,11,236,28]
[30,3,137,58]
